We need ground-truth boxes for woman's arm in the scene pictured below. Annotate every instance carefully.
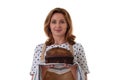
[75,43,89,80]
[76,43,90,73]
[30,44,44,80]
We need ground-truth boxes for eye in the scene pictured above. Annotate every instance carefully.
[51,20,56,24]
[60,20,65,24]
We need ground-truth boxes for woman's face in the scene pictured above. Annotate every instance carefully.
[50,13,67,37]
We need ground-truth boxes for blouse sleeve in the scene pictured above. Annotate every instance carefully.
[76,43,90,74]
[30,44,43,75]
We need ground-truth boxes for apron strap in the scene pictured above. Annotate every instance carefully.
[69,44,74,55]
[40,43,46,61]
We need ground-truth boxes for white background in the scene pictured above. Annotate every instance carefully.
[0,0,120,80]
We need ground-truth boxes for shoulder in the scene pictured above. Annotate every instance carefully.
[73,42,83,48]
[34,43,45,52]
[72,42,85,51]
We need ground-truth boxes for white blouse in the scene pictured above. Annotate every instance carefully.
[30,42,90,76]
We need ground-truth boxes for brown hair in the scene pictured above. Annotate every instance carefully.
[44,7,76,46]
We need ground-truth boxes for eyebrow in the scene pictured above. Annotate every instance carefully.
[51,19,66,21]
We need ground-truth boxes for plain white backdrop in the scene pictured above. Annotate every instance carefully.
[0,0,120,80]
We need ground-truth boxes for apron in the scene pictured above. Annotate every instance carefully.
[34,43,84,80]
[39,63,78,80]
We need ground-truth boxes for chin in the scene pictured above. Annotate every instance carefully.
[54,34,64,37]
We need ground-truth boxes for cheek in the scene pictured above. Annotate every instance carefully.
[64,25,68,32]
[64,27,67,32]
[62,27,67,35]
[49,25,53,31]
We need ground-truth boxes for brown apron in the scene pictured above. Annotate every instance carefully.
[39,43,79,80]
[44,71,74,80]
[39,63,78,80]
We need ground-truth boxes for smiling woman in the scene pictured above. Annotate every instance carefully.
[50,13,67,38]
[30,7,90,80]
[44,8,75,46]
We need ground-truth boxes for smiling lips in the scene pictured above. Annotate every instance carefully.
[55,29,62,32]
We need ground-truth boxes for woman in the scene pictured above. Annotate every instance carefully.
[30,7,90,80]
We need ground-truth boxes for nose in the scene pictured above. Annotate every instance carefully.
[56,22,61,28]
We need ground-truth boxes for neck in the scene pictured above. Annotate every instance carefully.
[53,36,66,45]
